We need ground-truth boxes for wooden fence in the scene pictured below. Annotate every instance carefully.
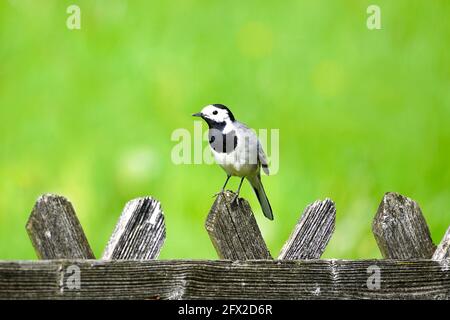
[0,191,449,299]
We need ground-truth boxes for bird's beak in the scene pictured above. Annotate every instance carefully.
[192,112,203,117]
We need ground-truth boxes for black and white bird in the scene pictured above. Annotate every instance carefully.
[193,104,274,220]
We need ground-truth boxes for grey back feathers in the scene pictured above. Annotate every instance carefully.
[233,121,270,175]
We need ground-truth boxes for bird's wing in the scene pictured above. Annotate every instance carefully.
[258,141,270,175]
[235,121,269,175]
[234,120,250,130]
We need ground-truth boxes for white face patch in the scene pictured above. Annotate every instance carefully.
[201,105,231,123]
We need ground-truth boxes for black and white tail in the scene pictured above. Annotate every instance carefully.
[247,175,274,220]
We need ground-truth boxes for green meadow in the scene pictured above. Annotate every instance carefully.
[0,1,449,259]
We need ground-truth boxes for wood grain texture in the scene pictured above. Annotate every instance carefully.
[205,191,272,260]
[278,199,335,259]
[372,192,436,259]
[433,227,450,260]
[0,259,449,300]
[102,197,166,260]
[25,194,94,259]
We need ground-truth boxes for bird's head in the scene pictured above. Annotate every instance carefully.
[192,104,235,128]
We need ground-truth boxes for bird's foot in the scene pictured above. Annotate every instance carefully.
[231,194,240,205]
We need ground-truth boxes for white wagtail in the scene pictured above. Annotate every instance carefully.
[193,104,274,220]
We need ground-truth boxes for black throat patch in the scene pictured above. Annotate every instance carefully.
[208,129,238,154]
[204,118,226,131]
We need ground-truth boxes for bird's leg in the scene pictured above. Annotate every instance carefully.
[232,177,245,204]
[213,174,231,197]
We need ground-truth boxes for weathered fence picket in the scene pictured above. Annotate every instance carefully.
[1,190,448,300]
[26,194,95,259]
[278,199,335,259]
[372,192,436,259]
[433,227,450,260]
[102,197,166,260]
[205,191,272,260]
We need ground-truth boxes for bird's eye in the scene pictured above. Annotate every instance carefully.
[212,110,218,115]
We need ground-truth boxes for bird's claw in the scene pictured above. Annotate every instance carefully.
[231,194,240,205]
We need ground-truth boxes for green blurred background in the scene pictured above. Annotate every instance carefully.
[1,0,449,260]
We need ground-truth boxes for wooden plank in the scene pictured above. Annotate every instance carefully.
[0,259,449,299]
[205,191,272,260]
[433,227,450,260]
[372,192,436,259]
[25,194,94,259]
[102,197,166,260]
[278,199,335,259]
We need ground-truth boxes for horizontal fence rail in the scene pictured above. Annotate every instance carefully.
[1,259,449,300]
[0,190,449,300]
